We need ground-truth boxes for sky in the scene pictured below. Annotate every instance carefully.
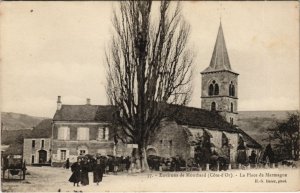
[1,1,299,118]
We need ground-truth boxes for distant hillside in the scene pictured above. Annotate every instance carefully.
[1,112,48,130]
[238,111,296,147]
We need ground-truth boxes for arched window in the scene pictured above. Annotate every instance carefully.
[209,84,214,96]
[232,85,235,96]
[211,102,216,111]
[230,117,233,125]
[208,80,219,96]
[222,133,229,147]
[214,84,219,95]
[229,81,235,97]
[231,103,233,112]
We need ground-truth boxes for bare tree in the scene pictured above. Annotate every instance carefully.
[106,0,193,170]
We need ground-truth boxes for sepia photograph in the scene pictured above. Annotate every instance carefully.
[0,1,299,192]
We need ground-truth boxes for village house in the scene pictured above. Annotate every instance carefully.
[23,23,262,166]
[23,138,51,165]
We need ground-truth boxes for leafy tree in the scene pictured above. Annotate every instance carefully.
[267,112,299,161]
[106,1,193,170]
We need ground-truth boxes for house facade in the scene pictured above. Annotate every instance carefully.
[23,138,51,165]
[51,99,115,166]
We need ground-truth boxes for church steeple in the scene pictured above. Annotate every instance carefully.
[201,22,239,126]
[202,22,236,74]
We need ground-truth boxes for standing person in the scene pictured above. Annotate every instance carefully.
[113,156,119,175]
[65,158,70,169]
[249,150,257,167]
[69,159,81,187]
[80,159,89,186]
[125,156,131,172]
[93,157,103,185]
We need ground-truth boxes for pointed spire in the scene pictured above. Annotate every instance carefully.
[202,22,234,74]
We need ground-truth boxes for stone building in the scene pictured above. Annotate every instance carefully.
[51,98,115,166]
[23,138,51,165]
[147,105,261,162]
[23,22,262,166]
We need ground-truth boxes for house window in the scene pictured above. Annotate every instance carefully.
[211,102,216,111]
[31,155,35,164]
[41,140,44,148]
[77,127,89,140]
[58,127,70,140]
[98,127,109,140]
[169,140,173,147]
[231,103,233,112]
[32,140,35,148]
[60,150,67,161]
[79,150,86,155]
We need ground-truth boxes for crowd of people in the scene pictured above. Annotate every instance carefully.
[63,149,271,187]
[65,155,138,187]
[67,155,105,187]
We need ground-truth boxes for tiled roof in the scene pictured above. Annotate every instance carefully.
[164,104,237,132]
[53,104,235,131]
[238,128,262,149]
[201,22,237,74]
[53,105,115,122]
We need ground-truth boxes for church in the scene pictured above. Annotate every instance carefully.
[23,23,261,166]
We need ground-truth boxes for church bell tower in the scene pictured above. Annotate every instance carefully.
[201,22,239,125]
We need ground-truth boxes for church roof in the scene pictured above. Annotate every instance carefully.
[163,104,237,132]
[238,128,262,149]
[202,22,237,74]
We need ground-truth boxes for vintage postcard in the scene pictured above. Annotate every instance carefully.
[1,1,299,192]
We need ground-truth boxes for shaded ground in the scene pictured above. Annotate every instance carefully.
[1,165,299,192]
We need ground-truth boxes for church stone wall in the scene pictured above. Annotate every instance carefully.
[149,120,191,159]
[223,131,239,163]
[201,71,238,98]
[201,71,238,125]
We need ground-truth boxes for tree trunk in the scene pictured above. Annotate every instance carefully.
[138,146,149,172]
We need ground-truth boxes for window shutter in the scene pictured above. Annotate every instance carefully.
[98,128,104,140]
[105,127,109,140]
[77,127,89,140]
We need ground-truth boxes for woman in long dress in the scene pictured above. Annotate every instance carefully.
[80,160,89,186]
[69,160,81,187]
[93,157,103,185]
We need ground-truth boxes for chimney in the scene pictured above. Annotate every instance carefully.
[57,96,62,110]
[86,98,91,105]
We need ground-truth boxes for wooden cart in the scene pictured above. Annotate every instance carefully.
[2,154,26,180]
